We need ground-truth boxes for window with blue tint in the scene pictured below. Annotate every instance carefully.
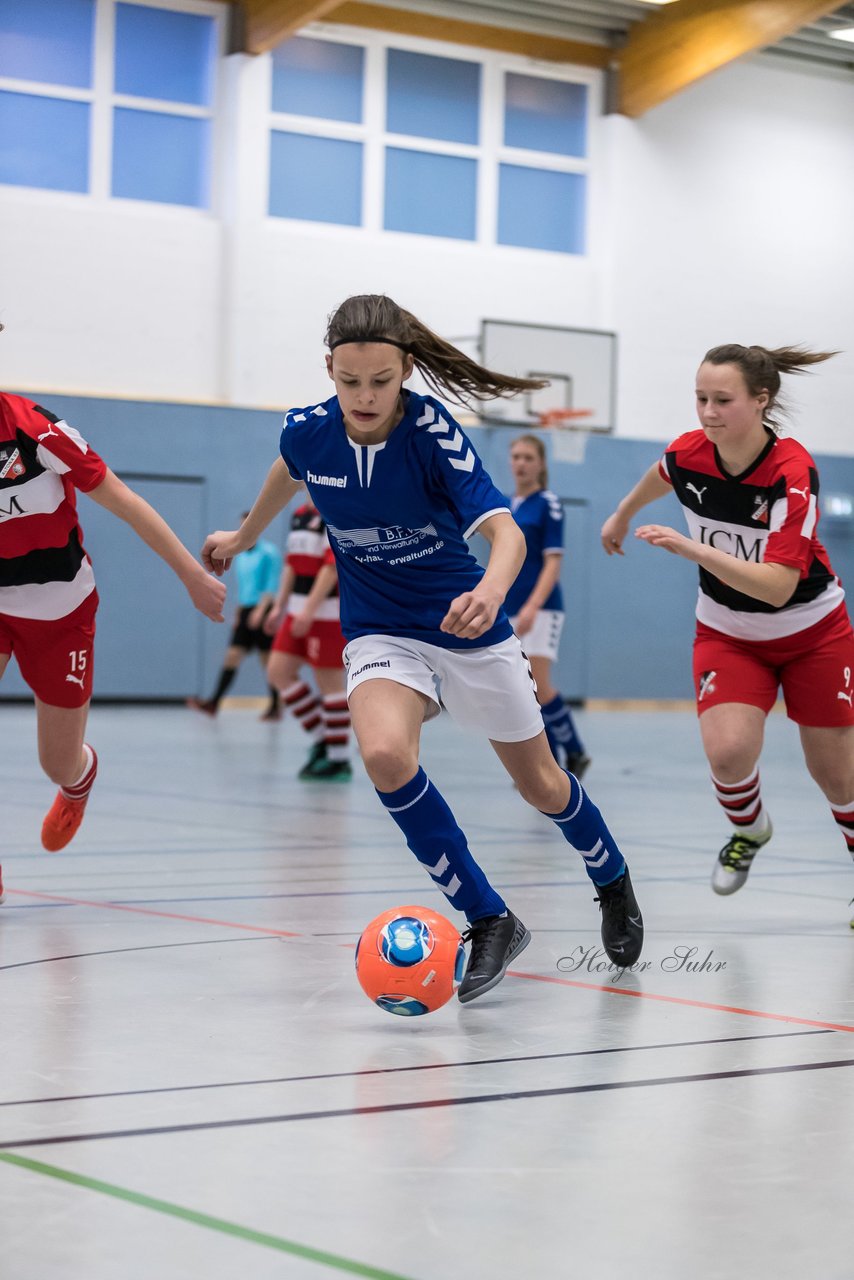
[0,91,89,191]
[269,132,362,226]
[498,165,585,254]
[384,148,476,241]
[272,37,363,123]
[114,4,216,106]
[112,108,211,206]
[504,75,587,158]
[386,50,480,145]
[0,0,94,88]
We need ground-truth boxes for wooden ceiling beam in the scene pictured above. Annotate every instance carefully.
[324,3,611,67]
[617,0,845,118]
[237,0,347,54]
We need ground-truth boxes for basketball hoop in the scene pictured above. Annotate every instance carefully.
[535,408,595,429]
[532,408,595,465]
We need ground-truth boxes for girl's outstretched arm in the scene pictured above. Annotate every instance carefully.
[203,459,301,574]
[601,463,672,555]
[86,469,226,622]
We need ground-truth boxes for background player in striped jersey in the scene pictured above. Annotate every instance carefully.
[601,344,854,922]
[264,498,351,781]
[0,385,225,895]
[202,294,644,1003]
[505,433,590,778]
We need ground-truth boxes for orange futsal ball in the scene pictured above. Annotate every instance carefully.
[355,905,465,1016]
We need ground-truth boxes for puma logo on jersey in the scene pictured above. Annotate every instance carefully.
[837,690,853,707]
[37,424,60,443]
[686,483,707,505]
[789,486,809,499]
[65,673,86,688]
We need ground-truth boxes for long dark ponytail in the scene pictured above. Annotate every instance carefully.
[325,295,547,404]
[703,343,838,432]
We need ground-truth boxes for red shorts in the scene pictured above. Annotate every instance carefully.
[0,591,98,708]
[692,603,854,727]
[271,612,346,669]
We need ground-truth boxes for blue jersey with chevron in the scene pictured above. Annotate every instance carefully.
[279,391,513,649]
[504,489,564,616]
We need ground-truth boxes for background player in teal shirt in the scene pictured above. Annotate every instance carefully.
[188,513,282,719]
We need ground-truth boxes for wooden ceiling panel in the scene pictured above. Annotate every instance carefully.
[617,0,847,117]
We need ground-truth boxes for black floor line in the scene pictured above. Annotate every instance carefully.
[2,1055,851,1150]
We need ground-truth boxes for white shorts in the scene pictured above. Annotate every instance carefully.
[511,609,564,662]
[343,633,544,743]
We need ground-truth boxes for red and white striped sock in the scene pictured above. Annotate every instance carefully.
[829,797,854,859]
[711,768,768,836]
[322,693,351,763]
[60,744,98,803]
[281,681,322,736]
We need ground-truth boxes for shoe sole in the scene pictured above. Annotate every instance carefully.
[457,927,532,1004]
[711,870,749,896]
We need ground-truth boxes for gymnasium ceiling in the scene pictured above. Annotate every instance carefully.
[231,1,854,116]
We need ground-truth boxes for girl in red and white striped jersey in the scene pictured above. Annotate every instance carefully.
[264,500,350,780]
[0,387,225,885]
[601,344,854,922]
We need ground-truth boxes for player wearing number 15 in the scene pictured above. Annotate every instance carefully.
[0,379,225,886]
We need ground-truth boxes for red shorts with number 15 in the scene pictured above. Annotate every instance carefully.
[0,591,98,708]
[693,602,854,727]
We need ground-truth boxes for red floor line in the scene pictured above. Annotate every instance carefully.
[5,888,301,938]
[8,888,852,1033]
[507,969,854,1033]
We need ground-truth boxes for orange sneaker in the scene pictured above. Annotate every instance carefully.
[41,793,90,852]
[41,746,98,853]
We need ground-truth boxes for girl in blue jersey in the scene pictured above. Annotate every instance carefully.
[506,434,590,778]
[203,295,643,1000]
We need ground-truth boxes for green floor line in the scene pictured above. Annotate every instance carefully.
[0,1151,414,1280]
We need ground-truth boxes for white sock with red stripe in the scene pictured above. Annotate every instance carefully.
[829,797,854,859]
[322,693,351,763]
[60,744,97,803]
[281,681,322,737]
[711,768,769,836]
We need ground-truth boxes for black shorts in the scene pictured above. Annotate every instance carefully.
[230,604,273,653]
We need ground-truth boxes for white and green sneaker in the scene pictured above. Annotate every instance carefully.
[711,820,773,896]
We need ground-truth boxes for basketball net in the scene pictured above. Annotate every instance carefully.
[534,407,594,464]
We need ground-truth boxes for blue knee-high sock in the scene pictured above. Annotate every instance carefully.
[540,693,583,758]
[542,771,625,887]
[376,767,506,923]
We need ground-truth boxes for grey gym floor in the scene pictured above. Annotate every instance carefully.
[1,703,851,1280]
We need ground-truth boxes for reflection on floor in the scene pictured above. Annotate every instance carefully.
[1,705,852,1280]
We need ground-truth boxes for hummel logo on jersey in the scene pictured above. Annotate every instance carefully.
[789,486,809,499]
[307,469,347,488]
[686,483,707,505]
[698,670,717,701]
[751,495,769,524]
[0,448,26,480]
